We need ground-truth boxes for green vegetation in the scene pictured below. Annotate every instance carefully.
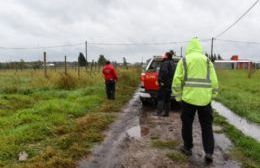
[151,140,180,149]
[214,112,260,168]
[166,152,188,163]
[151,140,187,164]
[216,70,260,123]
[216,70,260,167]
[0,67,140,168]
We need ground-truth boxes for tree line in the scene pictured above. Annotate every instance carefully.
[0,52,129,70]
[78,52,128,67]
[205,52,223,62]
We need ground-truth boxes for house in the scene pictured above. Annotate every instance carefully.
[214,55,254,70]
[42,63,55,67]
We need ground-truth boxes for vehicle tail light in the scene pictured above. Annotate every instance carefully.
[140,73,145,87]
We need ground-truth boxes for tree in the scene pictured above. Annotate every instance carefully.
[213,54,217,62]
[32,60,42,69]
[217,54,223,60]
[209,54,217,62]
[112,61,118,69]
[208,53,216,62]
[98,54,107,65]
[19,59,26,70]
[78,52,87,66]
[205,52,209,58]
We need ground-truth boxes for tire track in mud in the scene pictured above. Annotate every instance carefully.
[78,93,142,168]
[78,93,241,168]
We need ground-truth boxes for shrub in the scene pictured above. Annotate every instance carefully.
[56,73,76,90]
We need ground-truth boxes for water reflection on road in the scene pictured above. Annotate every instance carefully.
[212,101,260,141]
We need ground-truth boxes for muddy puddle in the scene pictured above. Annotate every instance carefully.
[212,101,260,141]
[126,125,141,139]
[79,93,241,168]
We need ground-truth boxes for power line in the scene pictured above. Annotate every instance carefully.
[215,0,259,38]
[88,41,189,45]
[0,39,211,50]
[88,39,211,45]
[0,1,258,50]
[216,39,260,44]
[0,43,84,50]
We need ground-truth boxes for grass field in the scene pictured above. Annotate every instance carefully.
[0,67,140,167]
[214,112,260,168]
[215,69,260,167]
[216,70,260,123]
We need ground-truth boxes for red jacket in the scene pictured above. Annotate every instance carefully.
[102,64,118,81]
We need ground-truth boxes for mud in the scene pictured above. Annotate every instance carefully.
[79,94,241,168]
[78,93,142,168]
[212,101,260,141]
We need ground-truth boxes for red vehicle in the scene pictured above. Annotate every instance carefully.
[139,56,181,105]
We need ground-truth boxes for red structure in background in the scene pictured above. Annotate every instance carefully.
[231,55,239,61]
[230,55,253,69]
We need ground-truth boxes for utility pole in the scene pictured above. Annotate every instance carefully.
[180,46,183,57]
[85,41,88,71]
[210,37,215,59]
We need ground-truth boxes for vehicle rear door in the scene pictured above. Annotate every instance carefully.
[144,58,162,91]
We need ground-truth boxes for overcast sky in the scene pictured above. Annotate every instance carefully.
[0,0,259,62]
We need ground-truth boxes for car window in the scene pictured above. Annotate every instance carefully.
[147,60,162,72]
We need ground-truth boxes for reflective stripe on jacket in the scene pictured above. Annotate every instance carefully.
[172,38,219,106]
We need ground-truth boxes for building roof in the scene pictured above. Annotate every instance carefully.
[215,60,252,63]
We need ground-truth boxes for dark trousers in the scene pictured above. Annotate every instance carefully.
[157,87,171,114]
[181,101,214,154]
[105,80,116,99]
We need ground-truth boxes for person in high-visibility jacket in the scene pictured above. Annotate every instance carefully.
[172,38,219,163]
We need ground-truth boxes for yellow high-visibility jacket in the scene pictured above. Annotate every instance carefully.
[172,38,219,106]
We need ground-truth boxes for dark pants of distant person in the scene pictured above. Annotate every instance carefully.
[105,80,116,100]
[157,86,171,116]
[181,101,214,154]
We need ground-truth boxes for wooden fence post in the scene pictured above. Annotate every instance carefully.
[78,63,80,78]
[248,62,252,79]
[85,41,88,72]
[65,56,67,75]
[15,63,18,72]
[90,60,94,75]
[43,51,47,77]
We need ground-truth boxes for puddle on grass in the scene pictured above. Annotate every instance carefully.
[126,126,141,139]
[214,133,233,151]
[126,119,150,139]
[212,101,260,141]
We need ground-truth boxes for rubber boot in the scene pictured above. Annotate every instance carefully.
[205,153,213,164]
[154,101,164,116]
[162,102,170,117]
[180,146,192,156]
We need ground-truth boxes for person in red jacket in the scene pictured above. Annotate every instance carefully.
[102,61,118,99]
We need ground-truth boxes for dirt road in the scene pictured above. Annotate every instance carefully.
[79,93,240,168]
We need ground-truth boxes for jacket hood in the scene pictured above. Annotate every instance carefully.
[185,38,203,55]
